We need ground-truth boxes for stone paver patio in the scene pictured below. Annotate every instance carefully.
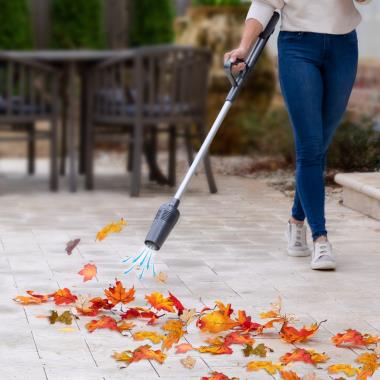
[1,158,380,380]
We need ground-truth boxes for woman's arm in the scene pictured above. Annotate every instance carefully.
[224,18,264,73]
[224,0,284,72]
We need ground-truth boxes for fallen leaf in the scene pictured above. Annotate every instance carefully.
[331,329,380,348]
[280,370,302,380]
[104,280,135,306]
[156,271,168,283]
[201,372,239,380]
[58,327,76,333]
[168,292,185,315]
[246,361,282,375]
[223,332,254,346]
[65,238,80,255]
[243,343,273,358]
[78,263,97,282]
[197,301,238,334]
[356,352,380,379]
[328,364,359,377]
[117,321,135,333]
[14,294,48,305]
[175,343,194,354]
[280,321,323,343]
[145,292,175,313]
[96,218,126,241]
[133,331,165,344]
[180,308,197,326]
[121,307,158,325]
[112,344,166,365]
[180,355,196,369]
[86,315,118,333]
[48,310,74,325]
[161,319,186,351]
[280,348,329,365]
[75,296,102,316]
[235,310,263,333]
[198,343,233,355]
[53,288,78,305]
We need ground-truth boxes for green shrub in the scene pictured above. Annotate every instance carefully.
[0,0,33,49]
[130,0,174,47]
[241,108,380,172]
[240,107,295,162]
[51,0,105,49]
[328,117,380,172]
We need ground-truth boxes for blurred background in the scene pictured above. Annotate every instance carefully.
[0,0,379,195]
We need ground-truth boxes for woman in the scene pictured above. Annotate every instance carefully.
[225,0,371,270]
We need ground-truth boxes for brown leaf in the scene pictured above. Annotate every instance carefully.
[65,238,80,255]
[180,355,196,369]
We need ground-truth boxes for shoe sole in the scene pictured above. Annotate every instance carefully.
[287,247,311,257]
[311,261,336,270]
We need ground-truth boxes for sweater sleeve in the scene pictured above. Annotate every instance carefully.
[246,0,285,28]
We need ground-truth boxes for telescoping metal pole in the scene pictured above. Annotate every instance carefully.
[144,12,280,251]
[174,11,280,201]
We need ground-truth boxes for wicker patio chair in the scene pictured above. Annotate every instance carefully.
[85,45,217,197]
[0,56,59,190]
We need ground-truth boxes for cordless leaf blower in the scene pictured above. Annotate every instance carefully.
[124,12,280,278]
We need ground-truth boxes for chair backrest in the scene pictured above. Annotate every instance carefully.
[91,46,212,121]
[0,57,58,119]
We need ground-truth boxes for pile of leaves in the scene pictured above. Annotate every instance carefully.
[13,218,380,379]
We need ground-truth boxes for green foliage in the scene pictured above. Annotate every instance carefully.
[327,117,380,171]
[241,107,380,172]
[192,0,242,5]
[51,0,105,49]
[241,107,295,162]
[0,0,33,49]
[130,0,174,47]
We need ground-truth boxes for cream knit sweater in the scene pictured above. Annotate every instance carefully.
[246,0,372,34]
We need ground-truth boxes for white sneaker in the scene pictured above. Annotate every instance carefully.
[285,221,311,257]
[311,241,336,270]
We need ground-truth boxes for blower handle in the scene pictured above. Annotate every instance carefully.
[225,11,280,102]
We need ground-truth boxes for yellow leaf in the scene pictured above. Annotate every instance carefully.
[328,364,359,377]
[133,331,165,344]
[58,327,76,333]
[96,218,126,241]
[246,361,282,375]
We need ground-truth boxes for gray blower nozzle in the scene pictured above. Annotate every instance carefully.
[144,198,180,251]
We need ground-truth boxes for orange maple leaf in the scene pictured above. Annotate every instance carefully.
[280,321,323,343]
[53,288,78,305]
[145,292,175,312]
[117,321,135,333]
[75,296,101,316]
[78,263,97,282]
[86,315,118,333]
[235,310,263,333]
[197,301,239,334]
[331,329,380,348]
[280,370,302,380]
[223,331,254,346]
[201,372,238,380]
[14,290,50,305]
[104,280,135,306]
[280,348,329,365]
[175,343,194,354]
[356,353,380,380]
[161,319,186,351]
[112,344,167,365]
[96,218,126,241]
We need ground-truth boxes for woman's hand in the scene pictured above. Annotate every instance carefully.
[224,47,248,74]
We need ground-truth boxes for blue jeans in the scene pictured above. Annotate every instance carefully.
[277,30,358,240]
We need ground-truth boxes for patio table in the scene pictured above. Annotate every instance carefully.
[0,50,136,192]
